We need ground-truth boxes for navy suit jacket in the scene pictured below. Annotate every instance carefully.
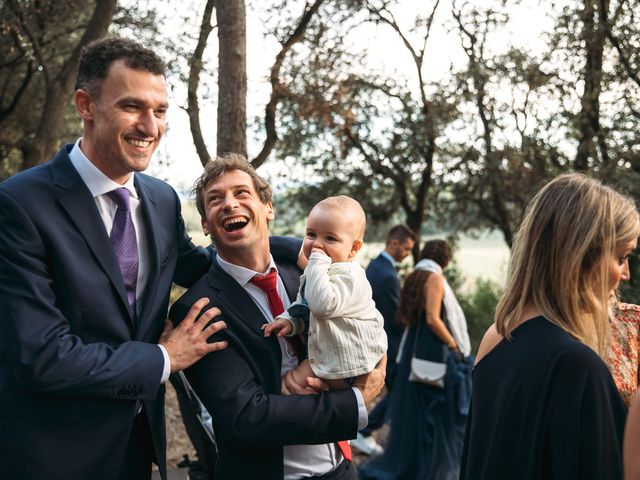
[169,238,359,480]
[0,145,210,480]
[366,253,402,360]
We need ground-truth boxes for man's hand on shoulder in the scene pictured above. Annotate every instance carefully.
[352,354,387,404]
[160,297,228,372]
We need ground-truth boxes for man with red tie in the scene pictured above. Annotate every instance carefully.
[169,154,386,480]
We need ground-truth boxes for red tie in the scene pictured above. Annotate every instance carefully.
[250,268,285,316]
[250,269,305,361]
[250,269,352,462]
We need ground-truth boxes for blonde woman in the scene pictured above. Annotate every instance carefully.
[460,173,639,480]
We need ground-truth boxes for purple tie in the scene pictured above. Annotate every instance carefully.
[107,188,138,315]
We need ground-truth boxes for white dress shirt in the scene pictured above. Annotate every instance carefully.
[216,254,368,480]
[68,139,171,383]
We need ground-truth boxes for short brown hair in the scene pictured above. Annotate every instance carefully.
[419,239,452,268]
[386,225,416,245]
[193,153,272,218]
[76,37,165,95]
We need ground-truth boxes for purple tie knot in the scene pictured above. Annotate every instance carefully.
[107,187,131,212]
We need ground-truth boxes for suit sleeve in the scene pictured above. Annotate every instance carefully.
[170,299,359,449]
[0,190,163,399]
[171,189,211,287]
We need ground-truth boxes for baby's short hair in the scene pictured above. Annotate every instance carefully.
[314,195,366,239]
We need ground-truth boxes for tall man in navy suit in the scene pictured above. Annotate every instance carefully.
[170,155,387,479]
[0,38,227,480]
[352,225,415,455]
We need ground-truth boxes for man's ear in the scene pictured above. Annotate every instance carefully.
[75,89,94,121]
[266,201,275,222]
[349,239,363,260]
[201,217,209,236]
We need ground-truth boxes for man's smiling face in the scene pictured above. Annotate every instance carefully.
[201,169,274,265]
[76,60,168,184]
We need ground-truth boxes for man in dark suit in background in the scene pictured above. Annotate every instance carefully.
[170,154,386,479]
[0,37,227,480]
[352,225,415,456]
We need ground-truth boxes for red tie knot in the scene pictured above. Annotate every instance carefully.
[250,268,284,316]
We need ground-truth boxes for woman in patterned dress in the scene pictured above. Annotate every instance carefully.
[608,300,640,406]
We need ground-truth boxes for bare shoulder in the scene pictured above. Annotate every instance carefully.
[425,272,444,289]
[474,323,503,366]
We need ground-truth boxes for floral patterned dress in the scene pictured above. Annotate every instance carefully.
[608,302,640,406]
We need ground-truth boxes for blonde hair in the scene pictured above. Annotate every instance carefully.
[496,173,640,358]
[314,195,366,239]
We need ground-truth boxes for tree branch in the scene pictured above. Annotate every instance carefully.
[252,0,325,168]
[188,0,216,167]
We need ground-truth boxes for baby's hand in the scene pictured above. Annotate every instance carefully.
[262,318,294,337]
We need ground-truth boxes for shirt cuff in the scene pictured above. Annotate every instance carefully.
[158,344,171,383]
[351,387,368,431]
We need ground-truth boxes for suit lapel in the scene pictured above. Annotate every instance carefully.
[52,149,132,324]
[134,175,161,331]
[277,261,301,302]
[207,258,283,364]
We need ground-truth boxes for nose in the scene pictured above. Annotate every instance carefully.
[622,259,631,281]
[221,193,239,210]
[137,109,161,138]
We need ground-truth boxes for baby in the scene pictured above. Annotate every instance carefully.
[263,195,387,390]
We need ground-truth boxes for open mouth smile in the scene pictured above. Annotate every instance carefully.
[222,216,249,232]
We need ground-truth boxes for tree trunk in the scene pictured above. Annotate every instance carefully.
[216,0,247,157]
[574,0,607,171]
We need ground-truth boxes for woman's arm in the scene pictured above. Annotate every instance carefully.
[625,392,640,479]
[424,273,458,349]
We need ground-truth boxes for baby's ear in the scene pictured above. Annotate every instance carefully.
[349,239,363,259]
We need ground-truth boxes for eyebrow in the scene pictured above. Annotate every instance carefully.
[206,183,253,195]
[116,96,169,109]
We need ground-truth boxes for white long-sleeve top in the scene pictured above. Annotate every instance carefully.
[280,251,387,379]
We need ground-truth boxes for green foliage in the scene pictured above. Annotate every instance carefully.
[619,254,640,306]
[0,1,162,177]
[445,258,502,355]
[457,279,503,355]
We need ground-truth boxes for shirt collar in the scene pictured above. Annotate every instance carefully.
[216,253,279,287]
[380,250,396,266]
[68,138,138,199]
